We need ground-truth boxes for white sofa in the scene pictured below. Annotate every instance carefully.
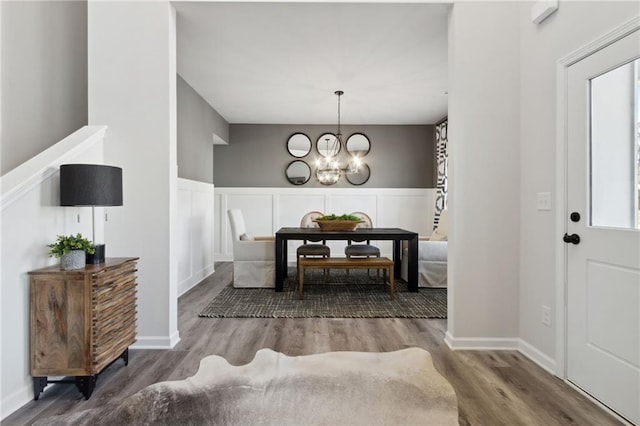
[227,209,275,288]
[401,210,448,288]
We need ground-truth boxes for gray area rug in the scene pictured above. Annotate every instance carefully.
[35,348,459,426]
[200,269,447,318]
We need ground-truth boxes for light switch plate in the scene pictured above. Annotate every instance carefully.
[537,192,552,211]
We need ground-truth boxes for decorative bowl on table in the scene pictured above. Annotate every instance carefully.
[313,214,364,231]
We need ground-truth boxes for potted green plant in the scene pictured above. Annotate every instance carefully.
[48,233,96,270]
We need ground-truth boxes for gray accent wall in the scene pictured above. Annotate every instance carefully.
[215,124,435,188]
[1,1,88,175]
[177,75,229,184]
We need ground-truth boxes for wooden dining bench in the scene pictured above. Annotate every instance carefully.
[297,257,395,300]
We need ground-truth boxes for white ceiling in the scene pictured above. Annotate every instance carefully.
[174,2,449,125]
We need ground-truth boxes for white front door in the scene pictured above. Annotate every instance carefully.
[566,29,640,424]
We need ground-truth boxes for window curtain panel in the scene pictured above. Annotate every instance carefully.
[433,119,448,229]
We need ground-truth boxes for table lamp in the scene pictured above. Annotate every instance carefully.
[59,164,123,264]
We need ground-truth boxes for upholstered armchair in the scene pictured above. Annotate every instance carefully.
[402,210,448,288]
[227,209,275,288]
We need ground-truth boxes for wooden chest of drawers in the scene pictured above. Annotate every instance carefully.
[29,257,138,399]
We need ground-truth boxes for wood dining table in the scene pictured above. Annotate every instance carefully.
[275,227,419,292]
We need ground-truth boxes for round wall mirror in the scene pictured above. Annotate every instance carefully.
[346,133,371,156]
[287,133,312,158]
[346,163,371,186]
[316,133,341,157]
[285,160,311,185]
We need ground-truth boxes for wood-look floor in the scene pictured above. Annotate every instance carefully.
[3,262,621,425]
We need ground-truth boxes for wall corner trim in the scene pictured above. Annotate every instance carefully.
[531,0,558,25]
[1,125,108,211]
[517,339,557,375]
[213,133,228,145]
[132,333,181,350]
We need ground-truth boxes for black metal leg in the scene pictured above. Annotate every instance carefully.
[275,235,284,292]
[33,348,130,401]
[393,240,402,278]
[408,234,419,292]
[33,377,47,400]
[121,348,129,366]
[76,375,98,400]
[283,240,288,278]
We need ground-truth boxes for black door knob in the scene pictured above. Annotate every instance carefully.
[570,212,581,222]
[563,233,580,245]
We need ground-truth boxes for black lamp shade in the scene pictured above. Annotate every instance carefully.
[60,164,123,206]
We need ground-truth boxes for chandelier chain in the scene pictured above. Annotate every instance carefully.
[337,92,341,135]
[335,90,343,137]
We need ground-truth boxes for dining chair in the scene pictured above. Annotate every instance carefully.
[344,212,381,276]
[297,211,330,277]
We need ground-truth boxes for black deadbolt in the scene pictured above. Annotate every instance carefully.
[570,212,581,222]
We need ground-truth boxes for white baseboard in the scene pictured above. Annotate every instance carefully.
[132,331,181,350]
[444,333,519,350]
[0,384,32,421]
[444,331,454,349]
[178,264,215,297]
[169,330,181,348]
[445,332,559,377]
[517,338,557,375]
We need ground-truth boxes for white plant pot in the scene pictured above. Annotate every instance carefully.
[60,250,86,270]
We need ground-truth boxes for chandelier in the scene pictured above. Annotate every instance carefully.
[316,152,341,184]
[316,90,347,185]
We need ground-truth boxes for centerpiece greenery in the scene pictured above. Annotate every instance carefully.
[313,214,363,231]
[315,214,361,221]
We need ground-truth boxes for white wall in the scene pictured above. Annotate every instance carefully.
[177,178,215,296]
[446,2,521,348]
[177,75,229,184]
[215,187,436,262]
[88,1,179,349]
[0,126,105,419]
[1,0,88,175]
[518,1,639,367]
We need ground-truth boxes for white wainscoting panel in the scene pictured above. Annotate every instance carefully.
[215,188,436,262]
[177,179,215,296]
[277,193,327,257]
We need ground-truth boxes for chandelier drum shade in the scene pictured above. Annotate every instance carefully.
[59,164,123,264]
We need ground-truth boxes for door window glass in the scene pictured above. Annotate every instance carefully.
[589,58,640,229]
